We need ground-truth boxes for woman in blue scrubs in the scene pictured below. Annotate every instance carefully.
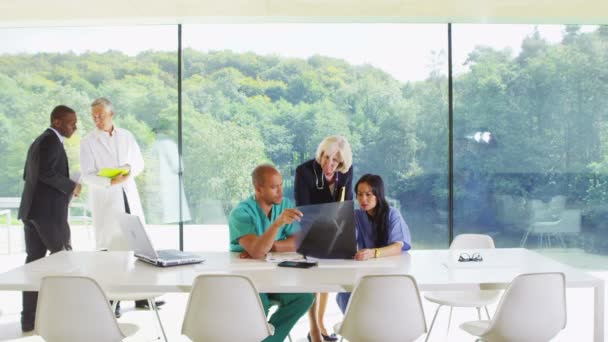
[336,173,412,313]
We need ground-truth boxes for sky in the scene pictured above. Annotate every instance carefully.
[0,24,599,82]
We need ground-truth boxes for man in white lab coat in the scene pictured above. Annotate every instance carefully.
[80,97,164,316]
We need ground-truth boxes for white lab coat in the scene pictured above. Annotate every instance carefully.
[80,127,145,251]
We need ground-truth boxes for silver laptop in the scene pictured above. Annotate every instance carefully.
[118,213,204,267]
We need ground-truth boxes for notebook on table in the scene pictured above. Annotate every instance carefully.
[118,213,204,267]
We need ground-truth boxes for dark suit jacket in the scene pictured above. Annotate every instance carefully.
[294,159,353,206]
[18,128,76,225]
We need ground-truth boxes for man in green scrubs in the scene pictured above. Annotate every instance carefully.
[229,164,314,342]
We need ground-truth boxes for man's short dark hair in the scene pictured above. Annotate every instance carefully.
[50,105,75,124]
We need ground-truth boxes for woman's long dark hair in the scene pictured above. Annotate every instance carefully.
[355,174,390,247]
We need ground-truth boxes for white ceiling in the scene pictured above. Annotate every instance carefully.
[0,0,606,27]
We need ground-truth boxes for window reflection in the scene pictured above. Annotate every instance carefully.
[453,24,606,268]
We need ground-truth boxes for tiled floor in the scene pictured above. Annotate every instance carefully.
[0,225,606,341]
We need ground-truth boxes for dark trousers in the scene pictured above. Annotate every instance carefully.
[336,292,351,314]
[22,219,71,329]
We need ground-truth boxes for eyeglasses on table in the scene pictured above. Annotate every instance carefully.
[458,252,483,262]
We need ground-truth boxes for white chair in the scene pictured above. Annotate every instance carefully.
[106,292,167,341]
[35,275,138,342]
[334,274,427,342]
[0,208,12,254]
[522,209,582,248]
[182,274,274,342]
[460,272,567,341]
[424,234,501,341]
[520,195,581,248]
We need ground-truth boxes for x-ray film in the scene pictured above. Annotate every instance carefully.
[294,200,356,259]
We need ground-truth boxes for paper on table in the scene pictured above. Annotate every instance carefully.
[97,167,130,178]
[265,252,307,263]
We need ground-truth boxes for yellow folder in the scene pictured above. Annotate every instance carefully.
[97,167,129,178]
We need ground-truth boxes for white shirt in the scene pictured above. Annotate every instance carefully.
[48,127,65,144]
[95,127,121,168]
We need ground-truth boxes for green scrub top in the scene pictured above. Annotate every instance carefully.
[229,195,298,252]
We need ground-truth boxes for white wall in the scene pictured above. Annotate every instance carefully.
[0,0,606,27]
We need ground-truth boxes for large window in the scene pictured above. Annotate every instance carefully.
[0,25,178,250]
[182,24,449,251]
[1,23,607,270]
[453,24,608,267]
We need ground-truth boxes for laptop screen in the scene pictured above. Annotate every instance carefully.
[294,201,356,259]
[117,213,159,260]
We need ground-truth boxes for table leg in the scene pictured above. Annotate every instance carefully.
[594,280,605,342]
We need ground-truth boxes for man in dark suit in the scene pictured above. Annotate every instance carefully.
[18,105,81,332]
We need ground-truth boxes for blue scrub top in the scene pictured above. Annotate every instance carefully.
[228,195,298,252]
[354,207,412,251]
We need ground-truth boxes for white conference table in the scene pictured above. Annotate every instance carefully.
[0,248,604,341]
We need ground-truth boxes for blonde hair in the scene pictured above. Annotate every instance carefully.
[315,135,353,173]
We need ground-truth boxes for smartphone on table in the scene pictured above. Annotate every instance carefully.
[277,261,317,268]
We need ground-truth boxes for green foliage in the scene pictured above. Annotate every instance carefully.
[1,26,607,235]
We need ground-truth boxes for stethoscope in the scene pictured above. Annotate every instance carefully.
[313,161,338,190]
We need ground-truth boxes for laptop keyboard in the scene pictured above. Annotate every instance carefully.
[157,249,191,259]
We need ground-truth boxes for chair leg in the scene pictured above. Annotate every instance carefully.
[287,333,293,342]
[111,300,119,314]
[425,304,443,342]
[484,306,491,320]
[446,306,453,333]
[476,307,482,320]
[149,299,168,342]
